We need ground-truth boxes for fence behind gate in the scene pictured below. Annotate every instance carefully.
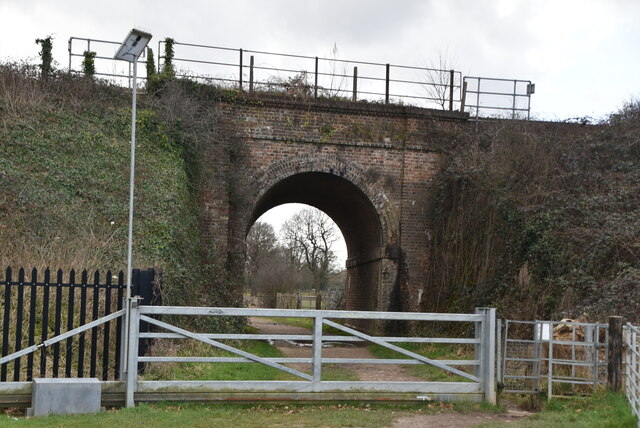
[626,323,640,426]
[0,267,159,383]
[501,319,608,398]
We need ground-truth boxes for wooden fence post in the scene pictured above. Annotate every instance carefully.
[608,316,624,392]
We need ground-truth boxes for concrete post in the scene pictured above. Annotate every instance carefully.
[125,298,141,408]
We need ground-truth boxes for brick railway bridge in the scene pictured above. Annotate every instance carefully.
[201,95,467,314]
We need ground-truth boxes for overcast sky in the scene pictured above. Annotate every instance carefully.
[2,0,638,119]
[2,0,639,266]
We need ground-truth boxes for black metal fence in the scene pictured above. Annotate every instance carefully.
[0,267,159,382]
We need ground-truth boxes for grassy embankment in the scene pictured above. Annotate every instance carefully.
[0,63,202,308]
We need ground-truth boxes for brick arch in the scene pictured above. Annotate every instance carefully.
[241,153,403,314]
[247,152,400,248]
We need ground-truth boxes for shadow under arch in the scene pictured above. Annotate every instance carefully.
[248,171,398,314]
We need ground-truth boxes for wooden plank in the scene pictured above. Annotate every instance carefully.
[608,316,624,392]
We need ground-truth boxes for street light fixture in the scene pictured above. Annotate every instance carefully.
[114,28,152,303]
[114,28,151,408]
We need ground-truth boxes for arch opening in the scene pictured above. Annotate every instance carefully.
[248,172,388,312]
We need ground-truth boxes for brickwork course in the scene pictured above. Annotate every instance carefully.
[197,94,468,316]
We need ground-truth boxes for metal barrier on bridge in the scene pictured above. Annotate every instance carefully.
[68,35,535,118]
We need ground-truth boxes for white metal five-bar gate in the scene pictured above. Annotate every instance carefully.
[126,303,496,406]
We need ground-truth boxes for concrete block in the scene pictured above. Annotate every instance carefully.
[28,378,102,417]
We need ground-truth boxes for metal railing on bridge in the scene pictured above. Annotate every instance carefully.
[68,35,534,119]
[156,39,463,111]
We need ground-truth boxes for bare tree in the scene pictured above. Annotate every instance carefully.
[250,249,303,306]
[246,221,304,305]
[422,49,458,110]
[246,222,277,269]
[280,208,339,290]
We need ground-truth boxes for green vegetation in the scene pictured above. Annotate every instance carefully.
[265,317,346,335]
[425,102,640,322]
[34,36,53,79]
[162,37,175,77]
[146,47,156,80]
[484,392,637,428]
[81,51,96,77]
[144,340,292,381]
[143,338,357,381]
[368,342,472,382]
[0,401,503,428]
[0,62,206,313]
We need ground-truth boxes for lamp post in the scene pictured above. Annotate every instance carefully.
[114,28,152,408]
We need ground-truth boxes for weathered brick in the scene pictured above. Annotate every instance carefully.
[197,95,466,314]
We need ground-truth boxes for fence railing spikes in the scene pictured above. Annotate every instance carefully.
[0,266,158,383]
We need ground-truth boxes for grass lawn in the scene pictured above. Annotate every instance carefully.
[483,391,638,428]
[142,337,358,381]
[368,342,474,382]
[265,317,346,335]
[0,401,495,428]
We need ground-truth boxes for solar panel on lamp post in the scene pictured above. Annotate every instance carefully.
[114,28,152,408]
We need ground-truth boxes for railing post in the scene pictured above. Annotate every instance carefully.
[239,48,243,91]
[460,80,468,113]
[249,55,254,93]
[608,316,624,392]
[125,297,141,408]
[352,66,358,102]
[475,307,496,404]
[314,56,319,98]
[512,79,517,119]
[68,38,72,72]
[312,316,323,392]
[449,69,454,111]
[385,63,390,104]
[476,78,481,119]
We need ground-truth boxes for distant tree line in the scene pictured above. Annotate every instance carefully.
[245,208,344,305]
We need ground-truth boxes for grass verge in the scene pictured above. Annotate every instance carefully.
[0,401,500,428]
[368,343,473,382]
[142,338,358,381]
[483,391,637,428]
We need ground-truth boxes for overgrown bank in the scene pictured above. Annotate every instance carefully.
[424,104,640,322]
[0,63,207,311]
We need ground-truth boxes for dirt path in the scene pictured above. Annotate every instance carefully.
[249,317,531,427]
[388,409,531,427]
[249,317,423,381]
